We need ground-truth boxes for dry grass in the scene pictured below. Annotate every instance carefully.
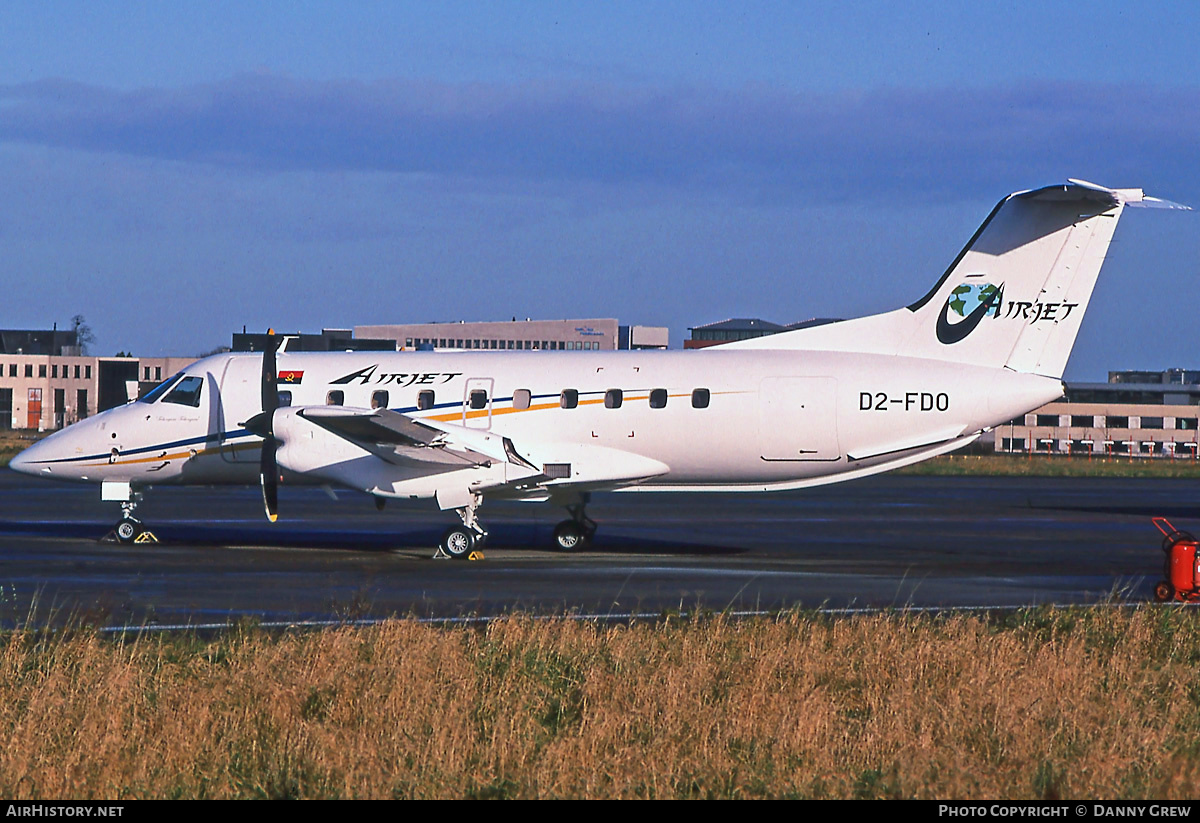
[0,431,42,468]
[3,608,1200,799]
[898,453,1200,478]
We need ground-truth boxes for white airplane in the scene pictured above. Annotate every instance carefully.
[10,180,1190,556]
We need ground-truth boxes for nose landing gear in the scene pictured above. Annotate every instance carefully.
[101,482,159,544]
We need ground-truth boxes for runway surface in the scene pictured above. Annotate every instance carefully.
[1,468,1197,628]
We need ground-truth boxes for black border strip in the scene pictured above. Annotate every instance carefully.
[906,195,1010,312]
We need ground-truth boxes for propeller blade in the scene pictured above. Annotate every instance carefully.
[259,330,281,523]
[260,436,279,523]
[262,331,279,422]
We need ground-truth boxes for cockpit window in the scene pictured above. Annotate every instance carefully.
[162,375,204,407]
[139,373,182,404]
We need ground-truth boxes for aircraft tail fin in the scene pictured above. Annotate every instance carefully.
[728,180,1188,379]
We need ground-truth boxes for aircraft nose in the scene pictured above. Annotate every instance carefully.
[8,431,74,478]
[8,440,41,477]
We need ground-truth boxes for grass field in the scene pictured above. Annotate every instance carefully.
[0,431,43,468]
[3,608,1200,799]
[898,453,1200,478]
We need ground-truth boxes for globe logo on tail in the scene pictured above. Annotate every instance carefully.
[935,281,1004,344]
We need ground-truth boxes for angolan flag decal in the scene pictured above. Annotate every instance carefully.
[279,370,304,384]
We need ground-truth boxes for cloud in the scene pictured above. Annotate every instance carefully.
[0,74,1197,202]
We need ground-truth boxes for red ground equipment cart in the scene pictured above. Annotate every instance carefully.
[1152,517,1200,603]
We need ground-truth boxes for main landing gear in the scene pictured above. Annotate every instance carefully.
[552,494,597,552]
[434,491,600,558]
[435,493,489,560]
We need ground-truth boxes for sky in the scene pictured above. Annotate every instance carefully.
[0,2,1197,380]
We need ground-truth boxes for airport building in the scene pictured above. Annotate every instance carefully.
[355,318,668,351]
[0,328,194,431]
[685,317,841,349]
[232,328,395,353]
[994,369,1200,458]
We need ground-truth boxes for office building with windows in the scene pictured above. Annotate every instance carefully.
[995,369,1200,458]
[0,329,194,430]
[356,318,667,352]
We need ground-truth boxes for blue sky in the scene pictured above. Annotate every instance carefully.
[1,2,1197,379]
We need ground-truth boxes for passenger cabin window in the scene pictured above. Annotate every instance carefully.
[605,389,623,409]
[692,388,710,409]
[560,389,578,409]
[417,390,435,410]
[278,390,292,407]
[371,390,389,410]
[469,389,488,410]
[649,389,667,409]
[326,390,344,406]
[162,376,203,408]
[513,389,531,410]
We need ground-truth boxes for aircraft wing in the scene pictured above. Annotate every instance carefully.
[296,406,513,469]
[299,406,442,448]
[414,414,671,487]
[292,407,670,489]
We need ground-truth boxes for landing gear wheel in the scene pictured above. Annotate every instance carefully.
[1154,581,1174,603]
[553,520,587,552]
[440,526,476,560]
[115,518,143,544]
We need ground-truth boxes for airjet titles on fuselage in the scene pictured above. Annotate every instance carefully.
[330,365,463,387]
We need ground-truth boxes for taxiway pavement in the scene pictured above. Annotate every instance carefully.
[1,469,1195,627]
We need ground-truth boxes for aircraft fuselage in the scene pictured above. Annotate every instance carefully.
[13,347,1061,496]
